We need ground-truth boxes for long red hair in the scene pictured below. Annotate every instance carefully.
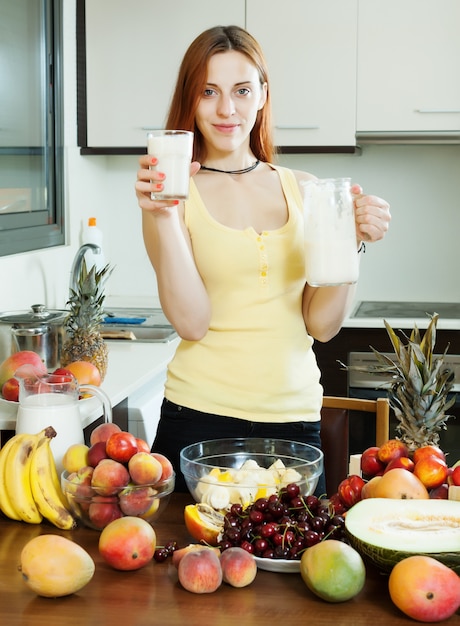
[166,25,276,164]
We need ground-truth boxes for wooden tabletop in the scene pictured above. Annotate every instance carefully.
[0,493,457,626]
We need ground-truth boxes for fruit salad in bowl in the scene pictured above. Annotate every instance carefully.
[180,438,324,509]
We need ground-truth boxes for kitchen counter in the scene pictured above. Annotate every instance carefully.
[0,337,180,431]
[0,492,437,625]
[343,316,460,330]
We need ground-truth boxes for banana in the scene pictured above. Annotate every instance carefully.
[29,428,76,530]
[0,435,23,521]
[4,430,44,524]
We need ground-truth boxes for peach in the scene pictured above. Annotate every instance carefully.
[98,516,157,571]
[119,485,156,516]
[172,544,221,569]
[106,431,138,464]
[220,547,257,588]
[373,468,429,499]
[0,350,47,388]
[66,465,94,500]
[414,456,449,490]
[412,445,446,465]
[1,377,20,402]
[360,446,385,477]
[91,458,130,496]
[377,439,409,464]
[177,546,222,594]
[62,443,90,474]
[89,421,122,446]
[383,456,415,473]
[87,440,109,467]
[88,497,123,529]
[128,452,162,485]
[150,452,174,481]
[136,438,150,453]
[389,555,460,622]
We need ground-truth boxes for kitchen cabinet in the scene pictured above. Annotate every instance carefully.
[357,0,460,137]
[80,0,245,149]
[78,0,358,151]
[246,0,358,148]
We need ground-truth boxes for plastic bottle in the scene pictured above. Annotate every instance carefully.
[82,217,106,272]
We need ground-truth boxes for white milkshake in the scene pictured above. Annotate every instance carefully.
[147,130,193,200]
[302,178,359,287]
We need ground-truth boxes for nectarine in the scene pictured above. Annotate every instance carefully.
[414,456,449,490]
[177,546,222,594]
[377,439,409,464]
[89,422,122,446]
[220,547,257,588]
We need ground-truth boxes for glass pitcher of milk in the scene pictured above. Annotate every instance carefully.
[301,178,359,287]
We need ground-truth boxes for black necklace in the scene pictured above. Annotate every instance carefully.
[200,160,260,175]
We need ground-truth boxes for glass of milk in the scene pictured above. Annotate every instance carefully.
[301,178,359,287]
[147,130,194,200]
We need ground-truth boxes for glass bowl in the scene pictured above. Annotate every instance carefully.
[61,470,175,530]
[180,438,323,509]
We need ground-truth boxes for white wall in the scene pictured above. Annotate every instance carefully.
[1,1,459,315]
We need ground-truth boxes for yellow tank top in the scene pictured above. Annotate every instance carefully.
[164,165,322,422]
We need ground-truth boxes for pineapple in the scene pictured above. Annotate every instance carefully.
[61,259,112,381]
[350,314,456,450]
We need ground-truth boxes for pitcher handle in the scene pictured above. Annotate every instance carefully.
[79,385,112,423]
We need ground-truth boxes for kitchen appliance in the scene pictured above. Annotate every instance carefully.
[347,351,460,458]
[0,305,68,369]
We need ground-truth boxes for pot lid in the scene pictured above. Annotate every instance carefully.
[0,304,68,325]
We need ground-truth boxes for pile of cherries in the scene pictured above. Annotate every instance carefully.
[218,483,347,560]
[154,540,178,563]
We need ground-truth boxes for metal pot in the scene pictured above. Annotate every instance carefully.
[0,304,68,370]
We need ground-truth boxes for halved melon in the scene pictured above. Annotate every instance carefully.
[345,498,460,574]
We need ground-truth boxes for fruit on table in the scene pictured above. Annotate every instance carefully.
[61,260,112,381]
[219,546,257,588]
[62,442,90,474]
[91,458,130,496]
[2,377,20,402]
[413,455,449,490]
[89,421,122,446]
[171,544,220,568]
[119,485,157,516]
[150,452,174,481]
[337,474,366,508]
[377,438,409,464]
[105,431,138,464]
[360,446,385,477]
[345,498,460,573]
[98,516,157,570]
[0,427,76,529]
[0,350,47,390]
[184,503,225,546]
[217,486,346,560]
[19,534,95,597]
[300,539,366,603]
[413,444,446,465]
[177,546,223,594]
[87,440,109,467]
[372,468,429,499]
[389,555,460,622]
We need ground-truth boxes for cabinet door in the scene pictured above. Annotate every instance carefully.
[246,0,358,148]
[357,0,460,134]
[83,0,245,148]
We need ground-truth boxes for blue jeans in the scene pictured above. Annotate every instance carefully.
[152,398,326,497]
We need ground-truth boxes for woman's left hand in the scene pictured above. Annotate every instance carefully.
[351,184,391,243]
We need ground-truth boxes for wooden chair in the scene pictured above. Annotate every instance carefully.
[320,396,390,496]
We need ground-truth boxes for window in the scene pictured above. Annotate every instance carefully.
[0,0,64,256]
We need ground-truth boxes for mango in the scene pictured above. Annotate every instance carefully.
[300,539,365,602]
[19,534,95,597]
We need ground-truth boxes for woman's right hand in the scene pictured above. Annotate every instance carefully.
[135,155,200,214]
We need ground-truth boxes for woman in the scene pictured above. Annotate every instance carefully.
[135,25,391,494]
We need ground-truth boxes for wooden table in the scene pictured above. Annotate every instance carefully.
[1,493,458,625]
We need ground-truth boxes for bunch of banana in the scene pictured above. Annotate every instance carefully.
[0,426,76,530]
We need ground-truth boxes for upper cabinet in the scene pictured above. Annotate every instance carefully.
[80,0,245,149]
[246,0,357,149]
[78,0,358,152]
[357,0,460,137]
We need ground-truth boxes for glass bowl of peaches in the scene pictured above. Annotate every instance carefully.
[61,424,175,530]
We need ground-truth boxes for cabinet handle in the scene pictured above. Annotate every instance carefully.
[275,125,320,130]
[415,109,460,114]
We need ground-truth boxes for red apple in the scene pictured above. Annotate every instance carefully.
[98,516,157,571]
[52,367,75,383]
[360,446,385,477]
[106,431,138,464]
[1,377,20,402]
